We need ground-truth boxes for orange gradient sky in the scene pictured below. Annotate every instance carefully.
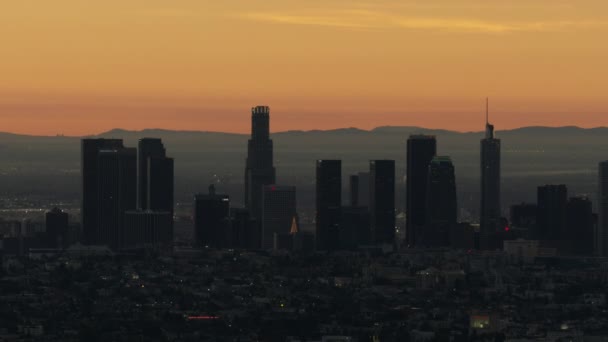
[1,0,607,136]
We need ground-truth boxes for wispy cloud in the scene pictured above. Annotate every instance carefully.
[238,10,604,34]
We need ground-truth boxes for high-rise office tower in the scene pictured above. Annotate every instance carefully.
[261,185,297,250]
[406,135,437,246]
[370,160,395,244]
[598,161,608,256]
[81,138,124,245]
[316,160,342,251]
[425,156,457,247]
[349,175,359,207]
[566,196,594,256]
[97,148,137,249]
[138,138,173,211]
[536,184,568,240]
[194,185,230,248]
[245,106,276,220]
[480,100,501,250]
[46,208,69,249]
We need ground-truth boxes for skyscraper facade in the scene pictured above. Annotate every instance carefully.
[598,161,608,256]
[261,185,296,250]
[536,184,568,241]
[566,196,594,256]
[97,148,137,249]
[81,138,124,245]
[349,174,359,207]
[480,111,501,250]
[245,106,276,220]
[46,207,69,249]
[370,160,395,244]
[194,185,230,248]
[315,160,342,251]
[123,210,173,250]
[138,138,174,212]
[425,156,457,247]
[406,135,437,246]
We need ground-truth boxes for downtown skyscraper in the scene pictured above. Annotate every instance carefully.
[245,106,276,220]
[81,138,125,245]
[138,138,174,213]
[316,160,342,251]
[406,135,437,246]
[598,161,608,256]
[480,102,501,250]
[370,160,395,244]
[425,156,457,247]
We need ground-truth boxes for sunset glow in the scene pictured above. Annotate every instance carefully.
[1,0,607,135]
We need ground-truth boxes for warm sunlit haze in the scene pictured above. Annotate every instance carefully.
[1,0,607,136]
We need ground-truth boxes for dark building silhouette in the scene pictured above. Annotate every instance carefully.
[138,138,174,211]
[81,138,124,245]
[536,184,568,240]
[97,148,137,249]
[357,172,370,207]
[510,203,537,230]
[340,206,371,249]
[425,156,457,247]
[230,208,260,249]
[406,135,437,246]
[194,185,230,248]
[480,102,501,250]
[245,106,276,220]
[316,160,342,251]
[46,208,69,249]
[370,160,395,244]
[566,196,594,256]
[261,185,297,250]
[349,175,359,207]
[598,161,608,256]
[123,210,172,250]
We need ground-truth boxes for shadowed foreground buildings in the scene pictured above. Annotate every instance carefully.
[194,185,230,248]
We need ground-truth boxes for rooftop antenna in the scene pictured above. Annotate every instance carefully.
[486,97,489,125]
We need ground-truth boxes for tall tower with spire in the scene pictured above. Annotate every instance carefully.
[480,99,501,250]
[245,106,276,220]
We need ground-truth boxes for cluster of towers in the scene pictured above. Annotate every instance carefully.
[81,138,173,250]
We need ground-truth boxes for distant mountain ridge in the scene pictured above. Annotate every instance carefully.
[3,125,608,139]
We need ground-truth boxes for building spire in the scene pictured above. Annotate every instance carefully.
[485,98,494,139]
[486,97,489,125]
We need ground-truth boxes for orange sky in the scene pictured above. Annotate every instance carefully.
[1,0,607,136]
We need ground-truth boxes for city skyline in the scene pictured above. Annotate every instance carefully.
[2,1,608,135]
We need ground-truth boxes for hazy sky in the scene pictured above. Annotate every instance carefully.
[1,0,607,135]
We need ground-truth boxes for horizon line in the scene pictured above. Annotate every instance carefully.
[1,124,607,139]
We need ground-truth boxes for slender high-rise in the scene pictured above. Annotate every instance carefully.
[406,135,436,246]
[316,160,342,251]
[370,160,395,244]
[245,106,276,219]
[425,156,457,247]
[97,148,137,249]
[480,100,501,250]
[261,185,297,250]
[81,138,124,245]
[598,161,608,256]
